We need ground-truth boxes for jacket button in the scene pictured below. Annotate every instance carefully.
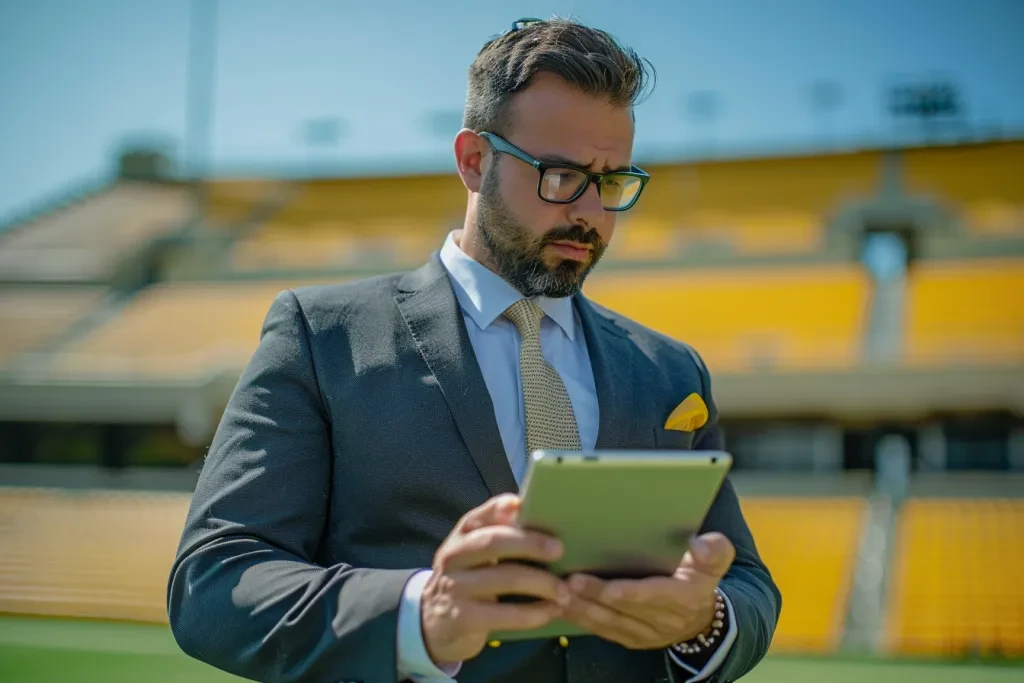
[558,636,569,648]
[488,640,501,648]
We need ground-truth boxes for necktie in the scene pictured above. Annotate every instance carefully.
[504,299,582,459]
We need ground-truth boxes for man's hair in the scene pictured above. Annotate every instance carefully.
[464,17,655,134]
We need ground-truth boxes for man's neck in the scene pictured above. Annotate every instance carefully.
[453,226,500,276]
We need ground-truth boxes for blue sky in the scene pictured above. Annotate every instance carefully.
[1,0,1022,221]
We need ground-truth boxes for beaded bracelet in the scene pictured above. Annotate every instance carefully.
[671,588,727,656]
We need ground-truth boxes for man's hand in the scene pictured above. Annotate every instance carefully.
[562,532,735,650]
[421,494,571,665]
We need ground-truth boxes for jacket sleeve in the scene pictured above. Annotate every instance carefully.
[167,289,416,683]
[684,354,782,682]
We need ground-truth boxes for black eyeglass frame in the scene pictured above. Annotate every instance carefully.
[479,132,650,212]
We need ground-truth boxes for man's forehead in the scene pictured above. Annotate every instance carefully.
[508,79,635,168]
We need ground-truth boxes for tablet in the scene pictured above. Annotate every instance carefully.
[490,449,732,642]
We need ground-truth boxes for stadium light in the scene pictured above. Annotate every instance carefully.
[884,77,967,145]
[185,0,219,222]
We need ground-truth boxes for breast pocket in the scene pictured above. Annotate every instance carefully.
[652,427,695,450]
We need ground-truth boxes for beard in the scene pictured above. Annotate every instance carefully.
[476,166,607,298]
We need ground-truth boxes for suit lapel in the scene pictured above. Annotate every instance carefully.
[396,255,519,496]
[574,294,642,450]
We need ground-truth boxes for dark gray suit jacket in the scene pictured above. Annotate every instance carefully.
[167,254,781,683]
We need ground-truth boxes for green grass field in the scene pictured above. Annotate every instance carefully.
[0,616,1020,683]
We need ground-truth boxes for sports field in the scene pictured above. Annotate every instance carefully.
[0,616,1019,683]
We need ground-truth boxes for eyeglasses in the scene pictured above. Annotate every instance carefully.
[479,132,650,212]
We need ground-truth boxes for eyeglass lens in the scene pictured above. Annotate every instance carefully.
[539,168,643,209]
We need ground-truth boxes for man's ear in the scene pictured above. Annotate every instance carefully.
[455,129,488,193]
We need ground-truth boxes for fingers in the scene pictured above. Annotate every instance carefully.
[568,573,715,636]
[457,565,571,606]
[459,493,521,533]
[442,525,563,571]
[682,532,735,579]
[571,574,680,606]
[563,594,663,649]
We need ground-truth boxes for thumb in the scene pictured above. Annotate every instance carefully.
[682,532,735,579]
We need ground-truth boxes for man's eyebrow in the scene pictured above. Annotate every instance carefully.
[541,153,631,173]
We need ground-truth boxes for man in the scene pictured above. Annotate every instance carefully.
[168,17,780,683]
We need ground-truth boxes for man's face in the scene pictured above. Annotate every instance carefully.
[476,73,635,298]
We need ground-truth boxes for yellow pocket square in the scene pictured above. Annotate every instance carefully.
[664,393,709,432]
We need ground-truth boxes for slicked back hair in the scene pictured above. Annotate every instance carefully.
[464,17,655,135]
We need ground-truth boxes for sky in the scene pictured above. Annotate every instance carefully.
[1,0,1022,222]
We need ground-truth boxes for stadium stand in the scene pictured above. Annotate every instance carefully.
[230,219,446,272]
[740,497,866,653]
[1,136,1022,666]
[614,150,881,257]
[226,176,463,273]
[42,280,327,380]
[884,498,1024,656]
[0,287,106,369]
[903,258,1024,366]
[583,265,871,372]
[202,179,289,228]
[33,264,870,380]
[0,182,190,282]
[902,141,1024,236]
[0,487,188,623]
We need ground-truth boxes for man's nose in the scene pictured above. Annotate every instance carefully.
[567,181,605,227]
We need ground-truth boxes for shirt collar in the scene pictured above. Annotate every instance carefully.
[439,230,576,340]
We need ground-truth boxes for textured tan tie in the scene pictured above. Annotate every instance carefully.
[504,299,582,456]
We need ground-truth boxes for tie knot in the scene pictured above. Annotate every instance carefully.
[504,299,545,336]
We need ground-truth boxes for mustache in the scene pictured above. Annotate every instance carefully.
[538,225,605,250]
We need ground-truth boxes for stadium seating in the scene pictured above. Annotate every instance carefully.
[44,281,328,379]
[0,182,191,282]
[583,265,870,372]
[885,498,1024,656]
[226,176,463,272]
[0,287,106,369]
[903,258,1024,365]
[202,179,288,228]
[903,141,1024,235]
[740,497,867,652]
[0,487,190,623]
[616,150,880,257]
[231,220,446,272]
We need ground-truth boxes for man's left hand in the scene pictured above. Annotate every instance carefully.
[562,532,735,650]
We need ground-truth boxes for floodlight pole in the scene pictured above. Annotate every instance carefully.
[185,0,218,227]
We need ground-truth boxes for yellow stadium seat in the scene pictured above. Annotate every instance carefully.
[44,280,331,379]
[960,200,1024,237]
[0,182,190,281]
[0,287,105,368]
[605,218,680,262]
[624,150,878,256]
[224,176,463,273]
[0,488,191,623]
[740,497,866,653]
[903,142,1024,235]
[583,265,869,372]
[884,499,1024,656]
[903,258,1024,365]
[202,179,289,228]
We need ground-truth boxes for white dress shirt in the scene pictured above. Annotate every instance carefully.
[396,231,735,682]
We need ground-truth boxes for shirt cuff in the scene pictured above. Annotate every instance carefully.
[396,569,463,682]
[666,588,738,682]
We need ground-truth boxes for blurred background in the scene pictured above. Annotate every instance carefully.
[0,1,1022,681]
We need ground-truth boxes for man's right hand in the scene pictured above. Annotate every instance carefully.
[421,493,569,665]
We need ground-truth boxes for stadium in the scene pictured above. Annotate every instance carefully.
[1,4,1022,683]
